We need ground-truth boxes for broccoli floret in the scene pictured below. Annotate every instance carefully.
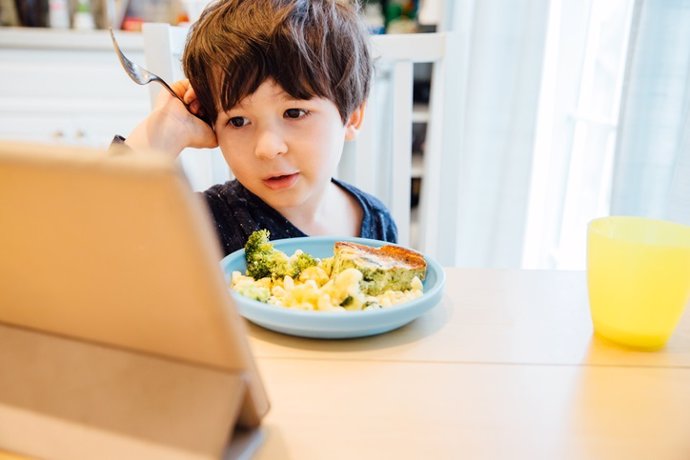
[244,230,289,279]
[244,230,318,280]
[288,252,318,278]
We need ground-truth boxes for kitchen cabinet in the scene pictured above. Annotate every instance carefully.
[0,28,150,148]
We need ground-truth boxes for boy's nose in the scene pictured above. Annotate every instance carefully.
[254,128,288,159]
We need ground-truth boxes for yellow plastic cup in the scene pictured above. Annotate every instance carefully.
[587,216,690,350]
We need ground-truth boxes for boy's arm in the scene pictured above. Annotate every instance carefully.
[125,80,218,157]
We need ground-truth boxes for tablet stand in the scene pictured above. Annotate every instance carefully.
[0,323,258,460]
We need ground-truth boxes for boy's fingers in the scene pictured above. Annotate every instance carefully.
[170,79,188,96]
[189,100,201,114]
[183,84,198,106]
[158,79,212,127]
[183,90,196,106]
[178,81,204,118]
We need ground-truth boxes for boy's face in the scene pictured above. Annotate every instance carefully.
[213,79,363,213]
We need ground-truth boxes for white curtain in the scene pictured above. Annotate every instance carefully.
[523,0,634,269]
[611,0,690,225]
[444,0,690,269]
[443,0,550,268]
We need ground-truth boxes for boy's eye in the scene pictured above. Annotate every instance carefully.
[284,108,308,119]
[228,117,248,128]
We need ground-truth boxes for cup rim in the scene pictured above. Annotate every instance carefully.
[588,215,690,249]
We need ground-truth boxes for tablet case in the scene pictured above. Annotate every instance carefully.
[0,141,269,459]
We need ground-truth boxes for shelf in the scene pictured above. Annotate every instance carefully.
[0,27,143,51]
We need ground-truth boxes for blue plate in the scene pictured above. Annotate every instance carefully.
[220,236,445,339]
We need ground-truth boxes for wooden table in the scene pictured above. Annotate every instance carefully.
[247,269,690,460]
[1,269,688,459]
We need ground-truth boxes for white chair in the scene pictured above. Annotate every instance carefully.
[338,32,458,261]
[142,24,459,265]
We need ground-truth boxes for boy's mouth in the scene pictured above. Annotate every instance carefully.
[263,172,299,190]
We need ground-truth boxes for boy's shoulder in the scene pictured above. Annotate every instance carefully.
[333,179,398,243]
[332,179,388,214]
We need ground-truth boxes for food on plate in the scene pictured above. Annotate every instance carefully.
[230,230,427,311]
[332,241,427,295]
[244,229,318,280]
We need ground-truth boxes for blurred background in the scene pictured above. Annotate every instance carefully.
[0,0,432,32]
[1,0,688,270]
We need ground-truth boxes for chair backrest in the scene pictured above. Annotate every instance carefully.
[142,23,459,265]
[338,32,456,261]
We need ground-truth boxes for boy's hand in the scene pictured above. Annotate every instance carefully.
[125,79,218,157]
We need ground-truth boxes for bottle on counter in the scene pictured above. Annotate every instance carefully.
[48,0,70,28]
[73,0,95,29]
[14,0,49,27]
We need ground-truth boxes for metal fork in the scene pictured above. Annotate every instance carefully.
[109,28,208,124]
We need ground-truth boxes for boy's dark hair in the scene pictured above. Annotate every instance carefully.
[182,0,372,125]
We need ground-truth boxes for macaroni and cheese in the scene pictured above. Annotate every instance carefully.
[231,250,424,312]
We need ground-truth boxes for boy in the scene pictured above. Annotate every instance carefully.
[122,0,397,256]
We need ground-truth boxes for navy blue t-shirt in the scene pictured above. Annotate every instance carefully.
[203,179,398,256]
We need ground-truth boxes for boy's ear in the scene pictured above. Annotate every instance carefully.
[344,103,366,141]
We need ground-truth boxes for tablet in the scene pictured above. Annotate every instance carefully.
[0,140,269,459]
